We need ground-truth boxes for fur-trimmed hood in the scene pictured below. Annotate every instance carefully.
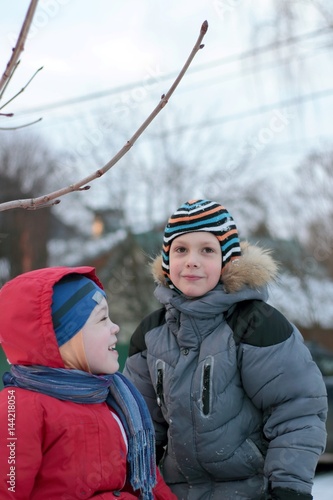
[151,241,278,294]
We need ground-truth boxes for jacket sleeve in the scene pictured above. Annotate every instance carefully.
[123,310,169,462]
[269,486,312,500]
[0,387,43,499]
[237,303,328,499]
[127,307,165,357]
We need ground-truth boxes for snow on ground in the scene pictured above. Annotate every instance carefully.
[313,472,333,499]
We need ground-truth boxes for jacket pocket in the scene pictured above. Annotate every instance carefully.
[201,356,213,416]
[156,360,165,407]
[211,438,265,480]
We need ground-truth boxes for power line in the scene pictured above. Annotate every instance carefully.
[168,42,332,98]
[29,85,333,135]
[145,87,333,138]
[14,27,332,115]
[10,35,329,132]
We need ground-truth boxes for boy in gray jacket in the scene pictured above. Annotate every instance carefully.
[124,199,327,500]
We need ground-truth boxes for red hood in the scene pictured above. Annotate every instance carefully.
[0,266,103,367]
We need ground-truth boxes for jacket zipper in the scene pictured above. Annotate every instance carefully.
[202,359,212,416]
[156,360,165,407]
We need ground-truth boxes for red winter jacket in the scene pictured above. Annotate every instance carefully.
[0,266,176,500]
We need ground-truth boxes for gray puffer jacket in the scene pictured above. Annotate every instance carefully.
[123,243,328,500]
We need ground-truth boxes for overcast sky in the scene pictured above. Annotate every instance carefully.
[1,1,332,148]
[1,1,254,117]
[1,1,256,98]
[1,1,333,235]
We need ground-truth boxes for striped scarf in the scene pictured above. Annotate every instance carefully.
[3,365,156,499]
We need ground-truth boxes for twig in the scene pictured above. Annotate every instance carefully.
[0,20,209,212]
[0,0,40,97]
[0,117,42,130]
[0,66,43,111]
[0,61,20,102]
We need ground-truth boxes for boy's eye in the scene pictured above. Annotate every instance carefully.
[175,247,186,253]
[203,247,215,253]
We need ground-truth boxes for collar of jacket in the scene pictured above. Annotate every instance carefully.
[151,241,278,294]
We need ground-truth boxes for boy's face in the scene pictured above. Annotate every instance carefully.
[169,231,222,298]
[82,297,120,374]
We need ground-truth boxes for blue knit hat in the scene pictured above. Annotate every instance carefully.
[162,199,241,288]
[51,274,106,347]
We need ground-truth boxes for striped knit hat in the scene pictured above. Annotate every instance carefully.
[162,199,241,288]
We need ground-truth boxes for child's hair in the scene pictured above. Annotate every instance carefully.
[162,199,241,288]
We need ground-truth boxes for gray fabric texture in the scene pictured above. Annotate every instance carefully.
[124,252,327,500]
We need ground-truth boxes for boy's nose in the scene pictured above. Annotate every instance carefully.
[186,254,199,267]
[110,321,120,335]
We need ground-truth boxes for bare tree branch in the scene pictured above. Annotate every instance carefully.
[0,62,20,103]
[0,20,209,213]
[0,0,39,98]
[0,117,42,131]
[0,66,43,111]
[0,1,42,129]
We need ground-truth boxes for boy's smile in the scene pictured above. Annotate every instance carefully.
[169,232,222,297]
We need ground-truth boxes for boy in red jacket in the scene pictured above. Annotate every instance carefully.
[0,266,176,500]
